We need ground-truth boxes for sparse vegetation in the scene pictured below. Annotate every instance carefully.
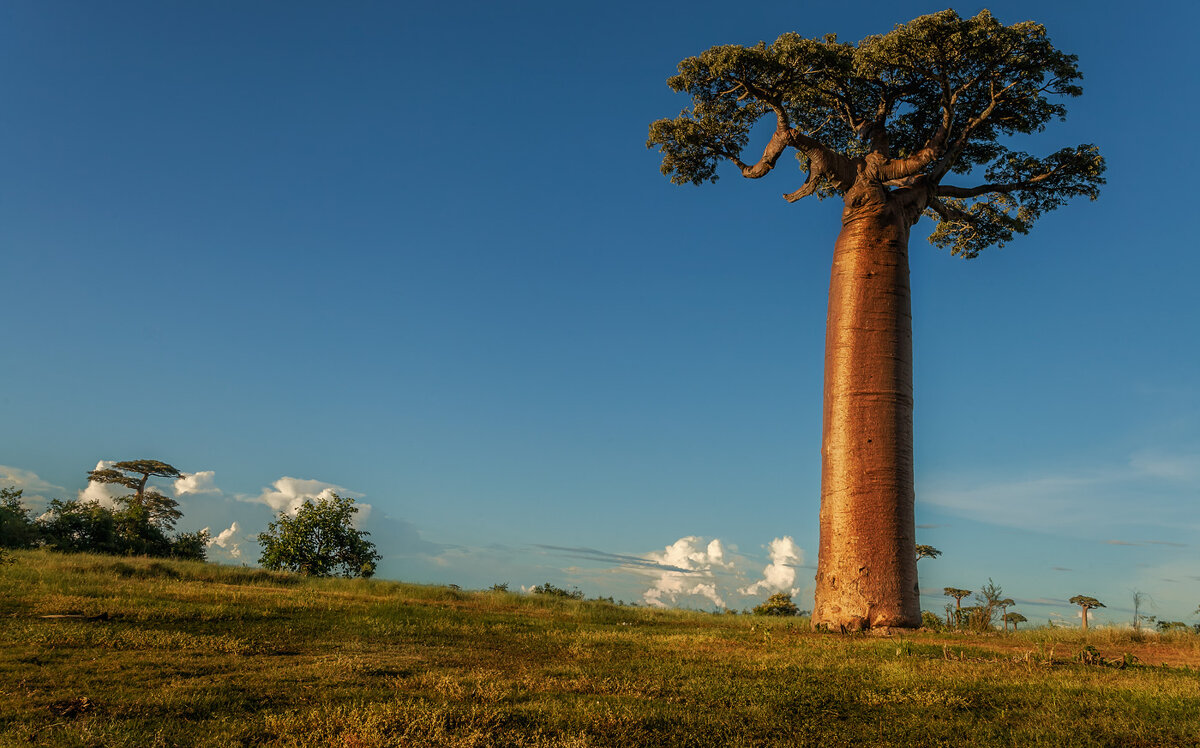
[529,581,585,600]
[2,550,1199,746]
[920,610,943,630]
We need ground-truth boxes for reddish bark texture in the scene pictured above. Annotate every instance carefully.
[812,189,922,630]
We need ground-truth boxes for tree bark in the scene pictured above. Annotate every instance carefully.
[812,189,920,631]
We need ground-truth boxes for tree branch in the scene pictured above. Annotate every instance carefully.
[926,195,975,223]
[936,167,1060,198]
[929,79,1020,180]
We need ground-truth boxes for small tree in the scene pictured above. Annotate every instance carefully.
[997,598,1015,632]
[87,460,184,530]
[915,545,942,561]
[1004,612,1027,631]
[39,499,120,554]
[169,529,211,561]
[944,587,972,628]
[1133,591,1157,633]
[753,592,800,616]
[1069,595,1105,631]
[257,493,380,578]
[0,487,40,549]
[974,579,1005,630]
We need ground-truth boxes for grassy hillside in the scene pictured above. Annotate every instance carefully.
[2,550,1198,747]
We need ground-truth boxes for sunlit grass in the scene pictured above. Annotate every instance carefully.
[2,549,1199,746]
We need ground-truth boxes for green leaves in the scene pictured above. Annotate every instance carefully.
[928,144,1106,257]
[649,9,1104,256]
[258,493,380,578]
[647,113,751,185]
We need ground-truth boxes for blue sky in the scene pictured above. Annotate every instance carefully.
[3,1,1198,625]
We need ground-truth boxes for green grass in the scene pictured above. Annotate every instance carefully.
[2,550,1199,747]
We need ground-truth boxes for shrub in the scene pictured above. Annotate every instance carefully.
[752,593,799,616]
[530,582,584,600]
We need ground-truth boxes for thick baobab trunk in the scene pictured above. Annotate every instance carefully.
[812,190,921,631]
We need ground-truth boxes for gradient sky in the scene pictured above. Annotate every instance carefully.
[3,1,1198,626]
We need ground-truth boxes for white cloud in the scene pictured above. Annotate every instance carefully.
[78,461,126,508]
[248,477,366,517]
[175,471,220,496]
[0,465,66,504]
[740,536,804,597]
[642,536,732,608]
[206,521,242,559]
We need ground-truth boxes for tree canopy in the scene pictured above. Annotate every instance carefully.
[915,544,941,561]
[647,9,1104,257]
[753,592,801,616]
[257,493,380,578]
[1069,595,1104,611]
[943,587,972,602]
[87,459,185,530]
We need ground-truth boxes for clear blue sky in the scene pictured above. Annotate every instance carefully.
[3,1,1198,625]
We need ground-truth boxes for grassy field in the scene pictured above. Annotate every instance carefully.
[2,550,1198,747]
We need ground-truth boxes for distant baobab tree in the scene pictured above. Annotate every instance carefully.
[997,598,1016,632]
[915,545,942,561]
[1004,612,1027,631]
[649,10,1104,630]
[1069,595,1105,632]
[944,587,972,628]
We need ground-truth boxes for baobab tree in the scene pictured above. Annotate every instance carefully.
[649,10,1104,630]
[1069,595,1105,632]
[1004,612,1027,631]
[997,598,1016,632]
[944,587,972,628]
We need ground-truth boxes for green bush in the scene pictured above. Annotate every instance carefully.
[258,493,380,578]
[530,582,584,600]
[752,592,799,616]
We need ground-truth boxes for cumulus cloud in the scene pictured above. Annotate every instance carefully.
[0,465,66,505]
[175,471,219,496]
[642,537,731,609]
[249,477,366,519]
[78,461,126,507]
[740,536,804,597]
[206,522,242,559]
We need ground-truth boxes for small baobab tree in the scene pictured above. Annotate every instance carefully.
[997,598,1015,632]
[1069,595,1105,632]
[915,545,942,561]
[944,587,972,628]
[1004,612,1027,631]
